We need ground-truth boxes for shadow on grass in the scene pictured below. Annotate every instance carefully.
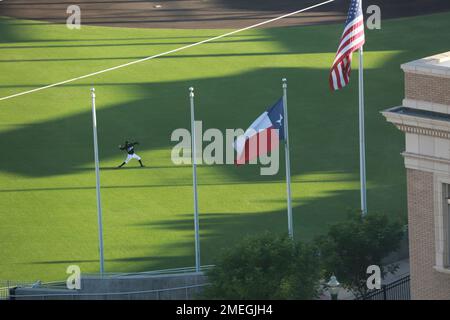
[2,13,448,276]
[132,188,362,271]
[25,187,360,273]
[0,38,274,51]
[0,174,356,193]
[27,255,183,265]
[0,51,304,64]
[0,61,401,179]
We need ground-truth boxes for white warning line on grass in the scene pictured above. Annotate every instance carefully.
[0,0,335,102]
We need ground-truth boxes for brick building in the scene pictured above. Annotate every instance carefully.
[383,52,450,299]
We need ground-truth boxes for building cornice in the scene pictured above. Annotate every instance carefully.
[401,52,450,79]
[382,107,450,139]
[396,124,450,139]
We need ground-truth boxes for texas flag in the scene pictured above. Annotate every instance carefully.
[234,98,285,164]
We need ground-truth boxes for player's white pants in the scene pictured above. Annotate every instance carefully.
[125,153,141,163]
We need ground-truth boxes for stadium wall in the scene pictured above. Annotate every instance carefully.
[11,272,208,300]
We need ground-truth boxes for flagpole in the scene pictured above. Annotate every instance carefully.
[91,88,105,275]
[282,78,294,239]
[358,46,368,216]
[189,87,201,272]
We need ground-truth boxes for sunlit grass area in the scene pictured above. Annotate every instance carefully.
[0,12,449,281]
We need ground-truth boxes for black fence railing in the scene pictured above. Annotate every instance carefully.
[358,275,410,300]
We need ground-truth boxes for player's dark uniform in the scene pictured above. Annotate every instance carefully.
[118,141,144,168]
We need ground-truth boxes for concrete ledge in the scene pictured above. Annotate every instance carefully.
[433,266,450,275]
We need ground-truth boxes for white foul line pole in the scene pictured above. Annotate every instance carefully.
[91,88,105,275]
[0,0,335,102]
[282,78,294,239]
[189,87,201,272]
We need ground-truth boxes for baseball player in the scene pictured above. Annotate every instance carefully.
[117,140,144,168]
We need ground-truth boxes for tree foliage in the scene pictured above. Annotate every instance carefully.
[203,232,321,300]
[316,211,404,297]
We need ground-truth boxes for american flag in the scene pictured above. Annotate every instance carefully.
[329,0,365,90]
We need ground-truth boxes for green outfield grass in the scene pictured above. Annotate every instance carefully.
[0,12,449,281]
